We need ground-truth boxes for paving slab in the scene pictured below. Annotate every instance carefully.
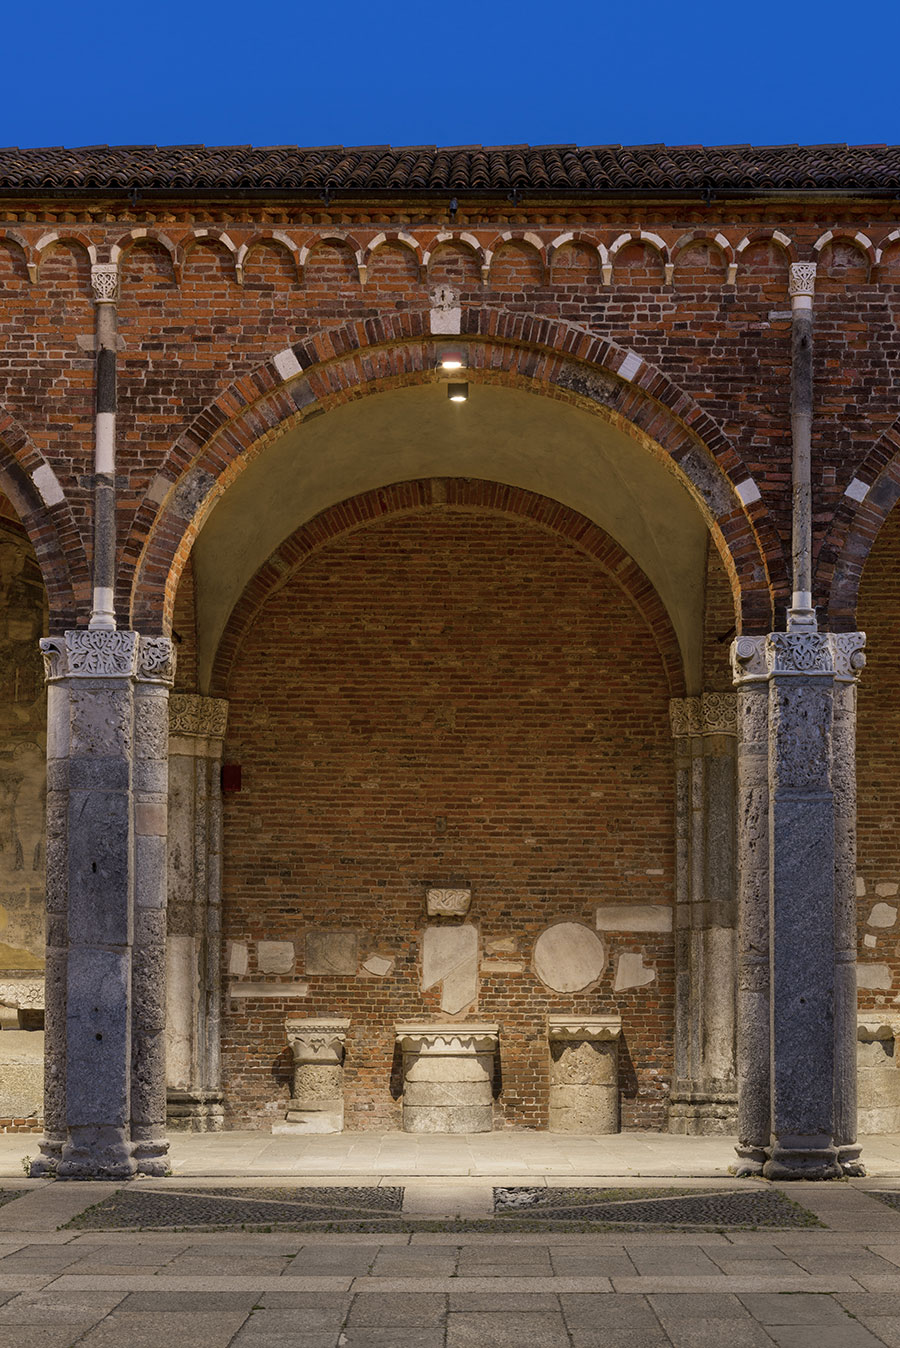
[559,1292,659,1327]
[765,1326,887,1347]
[446,1311,571,1347]
[76,1310,251,1347]
[346,1290,447,1325]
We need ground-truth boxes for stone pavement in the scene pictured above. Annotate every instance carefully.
[0,1135,899,1344]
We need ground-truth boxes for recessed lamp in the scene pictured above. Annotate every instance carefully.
[447,383,468,403]
[440,356,464,370]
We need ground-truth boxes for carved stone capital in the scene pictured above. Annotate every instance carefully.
[670,692,737,736]
[285,1017,350,1065]
[169,693,229,738]
[136,636,176,686]
[41,629,138,681]
[0,977,45,1011]
[547,1014,622,1042]
[395,1022,499,1055]
[426,887,471,917]
[731,632,865,686]
[90,263,120,304]
[788,261,817,299]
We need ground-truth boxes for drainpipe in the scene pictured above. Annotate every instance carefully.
[787,261,817,632]
[88,263,119,630]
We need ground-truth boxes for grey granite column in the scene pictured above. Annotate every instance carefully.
[833,661,864,1174]
[165,694,228,1131]
[31,631,174,1179]
[731,631,865,1179]
[668,693,738,1135]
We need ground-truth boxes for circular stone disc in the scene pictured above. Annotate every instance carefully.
[533,922,606,993]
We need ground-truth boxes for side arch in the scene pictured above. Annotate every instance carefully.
[0,411,82,626]
[822,418,900,627]
[123,310,785,638]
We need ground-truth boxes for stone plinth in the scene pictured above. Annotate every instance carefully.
[547,1016,622,1134]
[274,1019,350,1134]
[395,1023,498,1133]
[857,1021,900,1134]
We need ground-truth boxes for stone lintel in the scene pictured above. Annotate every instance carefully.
[547,1014,622,1042]
[395,1022,499,1055]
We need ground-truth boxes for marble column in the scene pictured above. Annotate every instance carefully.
[31,630,175,1178]
[731,631,865,1179]
[165,694,228,1131]
[667,693,738,1135]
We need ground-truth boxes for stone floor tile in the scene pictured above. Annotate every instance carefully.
[457,1244,553,1265]
[256,1291,351,1312]
[560,1292,659,1328]
[449,1292,560,1311]
[766,1326,887,1348]
[115,1291,259,1312]
[446,1311,570,1347]
[741,1292,862,1324]
[668,1324,774,1348]
[549,1251,637,1276]
[371,1247,459,1274]
[838,1293,900,1317]
[158,1257,290,1276]
[338,1332,444,1348]
[284,1247,379,1274]
[75,1311,251,1347]
[853,1319,900,1348]
[0,1327,87,1348]
[346,1291,447,1326]
[713,1260,805,1277]
[0,1291,125,1324]
[650,1293,751,1319]
[230,1332,340,1348]
[789,1251,900,1274]
[630,1248,723,1276]
[568,1333,672,1348]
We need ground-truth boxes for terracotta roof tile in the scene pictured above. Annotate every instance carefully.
[0,143,899,193]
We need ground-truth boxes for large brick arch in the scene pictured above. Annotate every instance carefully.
[0,410,81,627]
[123,310,786,635]
[211,477,686,698]
[822,418,900,629]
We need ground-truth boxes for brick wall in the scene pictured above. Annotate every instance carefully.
[221,505,675,1130]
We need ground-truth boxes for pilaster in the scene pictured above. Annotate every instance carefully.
[667,693,739,1136]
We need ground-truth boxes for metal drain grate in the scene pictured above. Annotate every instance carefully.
[67,1185,404,1230]
[493,1186,823,1229]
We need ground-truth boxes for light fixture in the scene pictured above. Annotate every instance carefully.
[439,351,465,370]
[447,383,468,403]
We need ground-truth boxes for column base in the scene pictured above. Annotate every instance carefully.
[56,1127,139,1181]
[731,1144,767,1177]
[837,1142,866,1177]
[763,1139,842,1181]
[668,1089,737,1136]
[166,1089,225,1133]
[28,1135,64,1178]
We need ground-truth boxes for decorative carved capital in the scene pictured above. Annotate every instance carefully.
[831,632,867,683]
[41,629,138,682]
[90,263,120,304]
[169,693,229,738]
[731,631,866,686]
[670,693,737,736]
[0,977,45,1011]
[788,261,817,299]
[136,636,176,686]
[547,1014,622,1042]
[285,1017,350,1064]
[395,1021,499,1055]
[426,887,471,917]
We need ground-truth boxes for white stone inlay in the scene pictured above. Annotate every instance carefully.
[876,882,899,897]
[533,923,606,993]
[735,478,762,506]
[426,888,471,917]
[31,464,65,507]
[865,934,877,948]
[618,350,643,382]
[362,954,394,977]
[595,904,672,933]
[273,347,302,381]
[422,924,478,1014]
[869,904,898,929]
[257,940,295,974]
[227,941,248,976]
[613,951,656,991]
[858,964,893,990]
[845,477,870,503]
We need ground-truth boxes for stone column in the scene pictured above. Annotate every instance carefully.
[731,631,865,1179]
[547,1015,621,1133]
[667,693,738,1136]
[395,1023,498,1133]
[31,630,174,1179]
[165,694,228,1131]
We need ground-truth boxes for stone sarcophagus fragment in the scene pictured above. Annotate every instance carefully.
[275,1018,350,1134]
[547,1015,622,1134]
[395,1022,498,1133]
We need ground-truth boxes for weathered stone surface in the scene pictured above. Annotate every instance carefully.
[549,1039,617,1086]
[402,1103,493,1133]
[396,1023,498,1133]
[257,941,295,974]
[305,930,358,975]
[595,904,672,932]
[868,903,897,928]
[0,1028,43,1117]
[426,888,471,917]
[532,922,605,993]
[362,953,393,976]
[227,941,248,976]
[613,951,656,991]
[858,963,893,989]
[421,924,478,1013]
[549,1082,618,1133]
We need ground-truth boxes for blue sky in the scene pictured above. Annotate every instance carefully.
[8,1,899,150]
